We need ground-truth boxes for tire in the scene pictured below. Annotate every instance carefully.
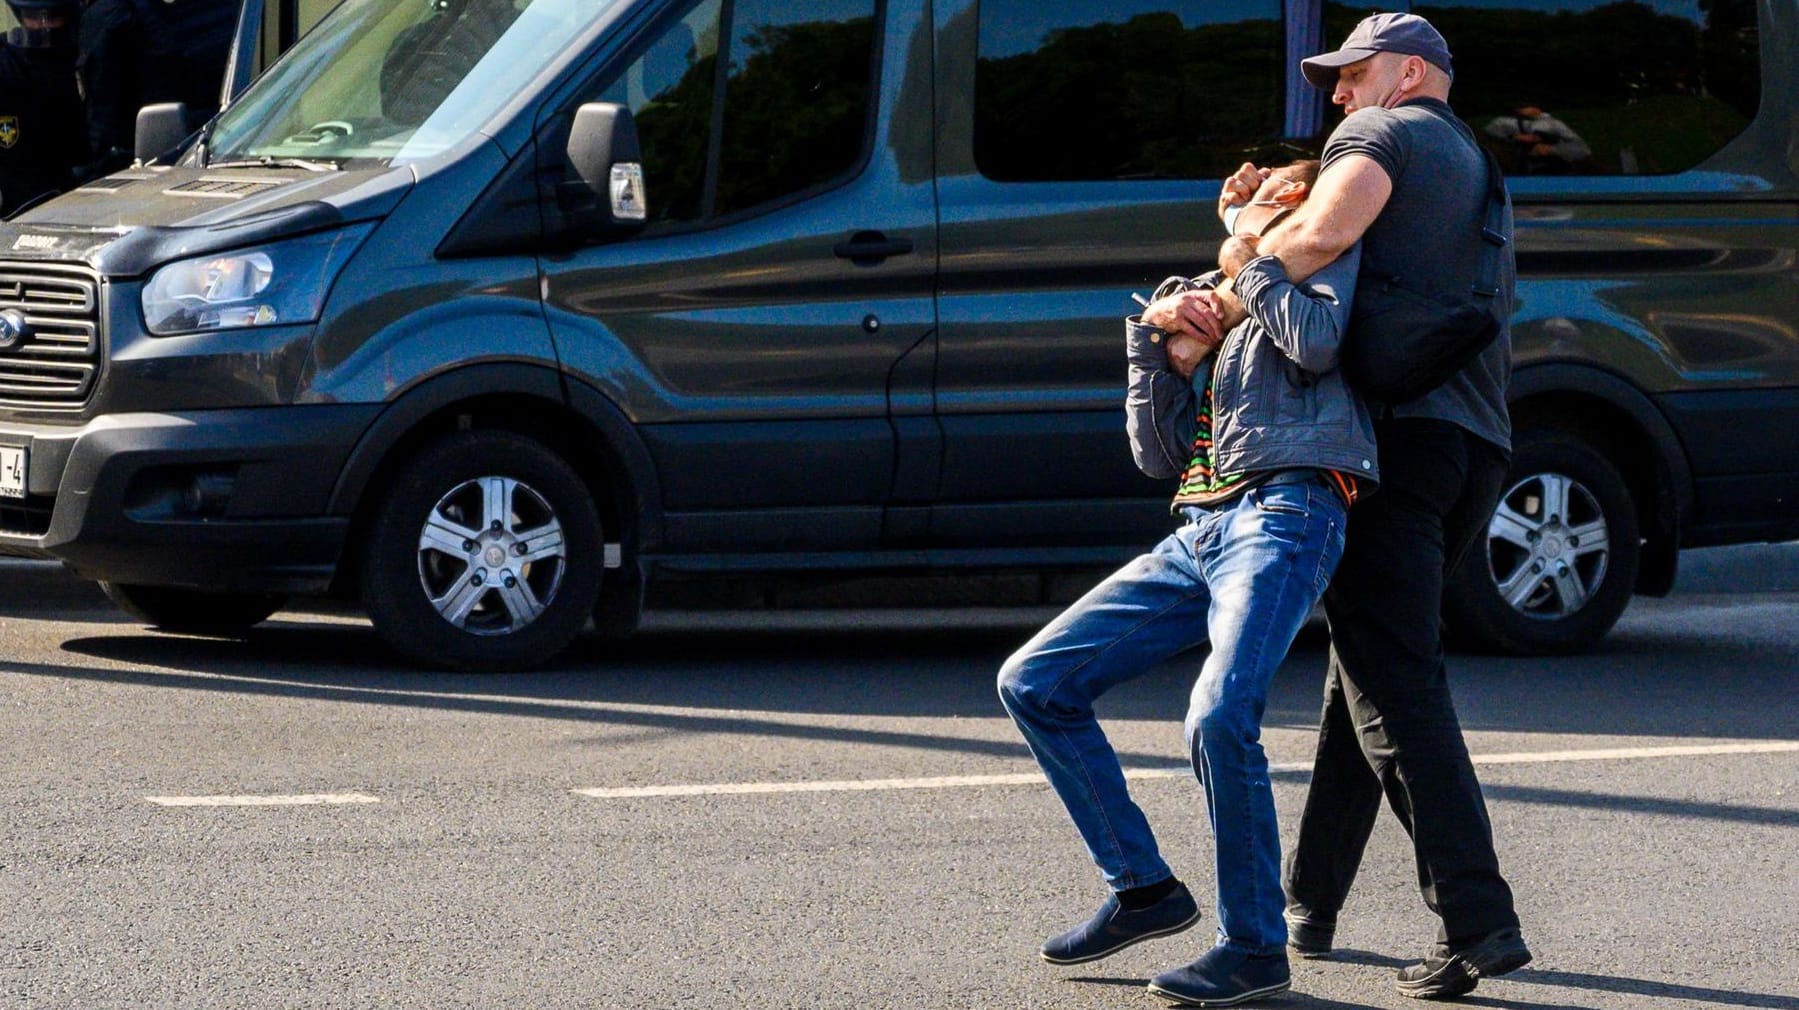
[101,582,287,636]
[1444,428,1640,655]
[359,430,603,671]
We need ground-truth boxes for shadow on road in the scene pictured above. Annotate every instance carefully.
[1503,968,1799,1010]
[1317,948,1799,1009]
[4,554,1795,758]
[50,609,1799,737]
[1063,974,1419,1009]
[10,616,1787,833]
[1064,975,1408,1010]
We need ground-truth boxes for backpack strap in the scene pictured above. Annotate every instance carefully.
[1422,104,1512,305]
[1471,146,1509,303]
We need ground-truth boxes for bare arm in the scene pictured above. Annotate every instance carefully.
[1256,154,1392,284]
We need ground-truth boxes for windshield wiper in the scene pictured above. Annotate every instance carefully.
[204,156,340,173]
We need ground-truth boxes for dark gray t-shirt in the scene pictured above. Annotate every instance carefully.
[1322,97,1513,452]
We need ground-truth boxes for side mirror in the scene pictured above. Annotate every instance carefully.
[558,102,648,235]
[135,103,191,165]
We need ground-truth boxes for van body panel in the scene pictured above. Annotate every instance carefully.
[543,0,936,552]
[13,167,407,235]
[1653,388,1799,544]
[544,195,935,545]
[324,362,569,520]
[1507,360,1697,516]
[1500,0,1799,549]
[929,0,1205,549]
[304,140,556,405]
[6,404,376,590]
[303,264,553,406]
[0,0,1794,664]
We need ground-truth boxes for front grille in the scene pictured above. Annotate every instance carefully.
[0,262,100,406]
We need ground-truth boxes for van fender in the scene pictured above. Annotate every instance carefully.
[1508,362,1692,595]
[325,363,665,555]
[562,375,665,551]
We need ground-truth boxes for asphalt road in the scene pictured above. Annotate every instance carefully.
[0,547,1795,1010]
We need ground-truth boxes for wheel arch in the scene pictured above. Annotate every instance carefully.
[1507,363,1693,596]
[325,363,663,619]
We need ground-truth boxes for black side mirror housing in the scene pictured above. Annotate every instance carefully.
[135,103,192,165]
[557,102,648,236]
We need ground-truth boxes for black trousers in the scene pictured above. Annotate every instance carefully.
[1284,417,1521,946]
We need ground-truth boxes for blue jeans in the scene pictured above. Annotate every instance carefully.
[998,479,1346,954]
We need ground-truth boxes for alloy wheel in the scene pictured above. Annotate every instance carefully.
[1486,470,1610,620]
[415,475,568,635]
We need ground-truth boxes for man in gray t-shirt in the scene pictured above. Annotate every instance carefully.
[1213,12,1532,1002]
[1317,98,1514,454]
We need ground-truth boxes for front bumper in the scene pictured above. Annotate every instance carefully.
[0,404,381,593]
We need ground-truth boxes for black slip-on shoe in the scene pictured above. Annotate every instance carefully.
[1283,910,1334,958]
[1148,944,1291,1007]
[1395,927,1532,1000]
[1040,883,1202,965]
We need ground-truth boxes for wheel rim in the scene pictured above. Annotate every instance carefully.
[1485,470,1610,621]
[415,475,567,636]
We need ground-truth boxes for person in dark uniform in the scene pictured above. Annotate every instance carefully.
[78,0,236,176]
[74,0,138,175]
[0,0,87,217]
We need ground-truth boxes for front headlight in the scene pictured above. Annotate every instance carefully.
[141,224,375,336]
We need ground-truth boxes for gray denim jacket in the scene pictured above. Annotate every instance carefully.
[1126,248,1380,489]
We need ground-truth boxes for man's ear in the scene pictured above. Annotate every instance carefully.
[1276,181,1308,205]
[1402,55,1428,88]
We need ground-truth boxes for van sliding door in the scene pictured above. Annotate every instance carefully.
[928,0,1289,558]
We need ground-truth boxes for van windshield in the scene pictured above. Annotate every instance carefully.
[208,0,624,166]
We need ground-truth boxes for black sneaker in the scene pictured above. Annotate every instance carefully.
[1039,883,1202,965]
[1395,927,1532,1000]
[1283,910,1334,958]
[1148,943,1292,1007]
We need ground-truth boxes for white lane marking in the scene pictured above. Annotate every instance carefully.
[574,741,1799,800]
[578,773,1050,799]
[1470,741,1799,765]
[145,793,380,808]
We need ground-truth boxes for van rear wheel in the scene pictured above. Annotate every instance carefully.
[359,430,603,671]
[101,582,287,636]
[1444,428,1639,655]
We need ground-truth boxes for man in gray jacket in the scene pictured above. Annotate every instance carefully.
[998,161,1377,1008]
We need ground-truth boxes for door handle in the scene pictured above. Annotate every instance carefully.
[834,231,915,266]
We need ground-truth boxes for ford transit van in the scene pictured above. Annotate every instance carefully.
[0,0,1792,669]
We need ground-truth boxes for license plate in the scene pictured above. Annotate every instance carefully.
[0,446,25,499]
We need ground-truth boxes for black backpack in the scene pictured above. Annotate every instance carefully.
[1340,144,1511,405]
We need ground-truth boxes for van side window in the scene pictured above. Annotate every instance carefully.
[598,0,723,226]
[596,0,877,230]
[973,0,1284,182]
[715,0,877,215]
[1411,0,1760,176]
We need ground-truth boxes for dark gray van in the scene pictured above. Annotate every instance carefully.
[0,0,1792,669]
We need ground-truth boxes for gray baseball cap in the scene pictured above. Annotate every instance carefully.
[1300,12,1453,90]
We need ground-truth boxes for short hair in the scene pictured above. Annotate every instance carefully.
[1275,159,1322,189]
